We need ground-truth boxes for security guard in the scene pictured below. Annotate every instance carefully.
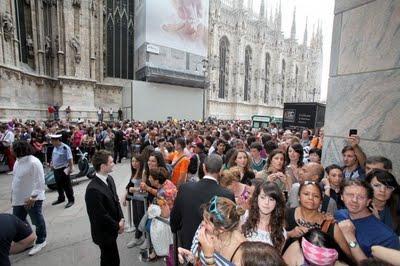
[50,134,74,208]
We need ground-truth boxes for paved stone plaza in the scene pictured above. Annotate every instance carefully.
[0,161,163,266]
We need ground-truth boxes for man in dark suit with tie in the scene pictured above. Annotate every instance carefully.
[85,150,124,266]
[170,154,235,250]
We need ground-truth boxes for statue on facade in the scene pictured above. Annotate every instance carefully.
[55,35,59,52]
[72,0,81,8]
[26,34,34,57]
[2,11,15,42]
[90,0,97,17]
[69,36,81,64]
[45,35,52,57]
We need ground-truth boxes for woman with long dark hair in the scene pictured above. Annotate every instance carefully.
[256,149,291,192]
[285,143,304,184]
[242,181,286,251]
[366,169,400,235]
[125,154,146,248]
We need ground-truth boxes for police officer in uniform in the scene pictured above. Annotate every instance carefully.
[50,134,74,208]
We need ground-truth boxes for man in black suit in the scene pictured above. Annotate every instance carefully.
[170,154,235,250]
[140,130,157,153]
[85,150,124,266]
[113,124,124,164]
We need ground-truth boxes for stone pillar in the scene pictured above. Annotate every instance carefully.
[323,0,400,178]
[36,1,45,75]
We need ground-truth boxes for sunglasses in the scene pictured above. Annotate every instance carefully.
[303,181,317,185]
[208,196,224,222]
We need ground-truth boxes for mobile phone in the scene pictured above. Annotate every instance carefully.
[349,129,357,136]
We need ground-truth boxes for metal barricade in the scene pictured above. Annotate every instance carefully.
[126,192,148,233]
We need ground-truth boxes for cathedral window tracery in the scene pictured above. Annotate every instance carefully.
[264,52,270,103]
[244,45,252,102]
[105,0,134,79]
[218,36,229,99]
[281,59,286,104]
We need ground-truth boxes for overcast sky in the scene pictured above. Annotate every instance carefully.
[249,0,335,101]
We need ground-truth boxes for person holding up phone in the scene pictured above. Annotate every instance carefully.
[342,129,367,182]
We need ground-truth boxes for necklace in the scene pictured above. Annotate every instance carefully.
[297,208,321,229]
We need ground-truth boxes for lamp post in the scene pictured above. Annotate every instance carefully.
[196,59,209,121]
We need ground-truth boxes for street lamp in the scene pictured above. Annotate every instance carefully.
[196,59,209,121]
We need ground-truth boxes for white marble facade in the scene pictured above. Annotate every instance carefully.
[0,0,123,121]
[206,0,323,119]
[323,0,400,179]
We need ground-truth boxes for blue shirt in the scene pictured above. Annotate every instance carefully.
[52,142,73,169]
[334,209,400,257]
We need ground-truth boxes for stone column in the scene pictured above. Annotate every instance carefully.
[36,1,46,75]
[56,0,65,76]
[323,0,400,178]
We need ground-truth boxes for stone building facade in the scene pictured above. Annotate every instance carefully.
[0,0,128,121]
[206,0,323,119]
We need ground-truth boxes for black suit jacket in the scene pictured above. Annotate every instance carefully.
[140,140,157,153]
[170,178,235,249]
[85,176,123,245]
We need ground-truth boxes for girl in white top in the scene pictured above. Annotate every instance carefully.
[241,180,287,251]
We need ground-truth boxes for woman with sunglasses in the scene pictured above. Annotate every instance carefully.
[366,169,400,234]
[180,196,246,266]
[284,182,352,261]
[242,181,286,251]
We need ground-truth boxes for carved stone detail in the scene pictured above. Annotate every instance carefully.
[1,11,14,42]
[72,0,81,8]
[69,36,81,64]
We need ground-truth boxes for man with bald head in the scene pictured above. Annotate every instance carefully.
[287,162,338,214]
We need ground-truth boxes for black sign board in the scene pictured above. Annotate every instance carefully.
[282,103,325,129]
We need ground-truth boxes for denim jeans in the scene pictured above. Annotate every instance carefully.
[13,200,47,244]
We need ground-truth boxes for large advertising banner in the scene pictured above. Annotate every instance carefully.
[146,0,209,56]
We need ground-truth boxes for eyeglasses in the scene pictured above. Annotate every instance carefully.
[371,183,395,192]
[208,196,224,222]
[343,192,367,201]
[303,181,317,185]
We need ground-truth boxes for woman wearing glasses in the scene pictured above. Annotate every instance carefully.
[366,169,400,234]
[284,182,352,260]
[241,181,286,251]
[179,196,246,266]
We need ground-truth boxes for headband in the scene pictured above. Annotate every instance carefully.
[301,237,338,266]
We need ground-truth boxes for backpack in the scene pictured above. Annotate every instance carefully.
[166,155,186,176]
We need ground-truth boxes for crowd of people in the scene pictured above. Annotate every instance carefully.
[1,117,400,266]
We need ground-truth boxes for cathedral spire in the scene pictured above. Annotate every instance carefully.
[248,0,254,14]
[236,0,244,10]
[274,1,281,31]
[277,0,282,31]
[303,17,308,46]
[290,6,296,40]
[259,0,265,20]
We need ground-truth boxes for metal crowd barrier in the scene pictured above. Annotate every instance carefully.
[125,192,148,233]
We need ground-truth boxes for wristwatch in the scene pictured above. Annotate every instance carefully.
[349,240,358,248]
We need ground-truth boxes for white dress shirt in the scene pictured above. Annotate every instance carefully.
[12,155,45,206]
[96,173,108,185]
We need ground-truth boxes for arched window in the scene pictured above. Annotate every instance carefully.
[264,53,271,103]
[281,59,286,104]
[244,46,252,101]
[218,36,229,99]
[105,0,134,79]
[295,65,299,101]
